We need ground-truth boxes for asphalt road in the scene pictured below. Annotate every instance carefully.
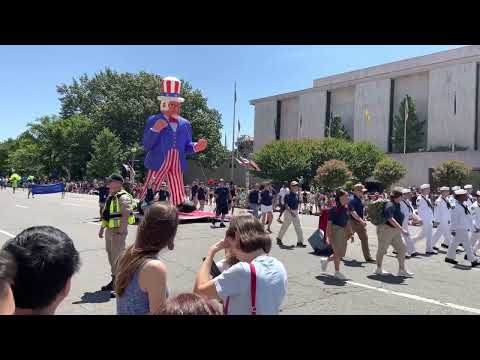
[1,189,479,315]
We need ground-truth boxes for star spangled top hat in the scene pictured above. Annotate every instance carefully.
[157,76,185,103]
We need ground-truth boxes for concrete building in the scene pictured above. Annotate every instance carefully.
[250,46,480,186]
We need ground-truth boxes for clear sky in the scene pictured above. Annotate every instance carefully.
[0,45,463,146]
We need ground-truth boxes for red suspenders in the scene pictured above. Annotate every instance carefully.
[223,262,257,315]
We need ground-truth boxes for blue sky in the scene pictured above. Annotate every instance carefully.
[0,45,463,146]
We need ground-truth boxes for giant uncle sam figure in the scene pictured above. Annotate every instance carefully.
[140,77,208,205]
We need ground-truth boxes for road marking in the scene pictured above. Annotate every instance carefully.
[63,203,89,208]
[0,229,15,238]
[87,222,100,226]
[346,280,480,315]
[15,205,28,209]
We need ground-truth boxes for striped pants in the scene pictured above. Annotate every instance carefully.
[139,149,185,206]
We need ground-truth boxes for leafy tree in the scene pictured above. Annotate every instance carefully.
[315,160,352,191]
[57,68,227,169]
[325,115,351,140]
[27,115,94,180]
[254,137,386,185]
[0,138,21,175]
[87,128,124,179]
[347,142,385,183]
[373,157,407,190]
[391,95,426,153]
[432,160,472,188]
[6,138,42,177]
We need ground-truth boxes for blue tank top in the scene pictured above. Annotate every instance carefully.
[116,260,169,315]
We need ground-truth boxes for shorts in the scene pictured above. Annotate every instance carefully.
[216,205,229,216]
[330,224,348,257]
[376,224,406,257]
[261,205,273,213]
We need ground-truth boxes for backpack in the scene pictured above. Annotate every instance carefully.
[366,199,389,225]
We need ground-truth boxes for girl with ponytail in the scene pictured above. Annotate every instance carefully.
[116,202,178,315]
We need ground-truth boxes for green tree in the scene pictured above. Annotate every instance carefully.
[26,115,94,180]
[57,68,228,169]
[0,138,21,175]
[432,160,472,188]
[254,138,386,185]
[373,157,407,190]
[325,115,351,140]
[347,142,386,183]
[315,160,352,191]
[87,128,124,179]
[391,95,426,153]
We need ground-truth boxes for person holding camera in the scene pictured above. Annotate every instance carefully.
[194,213,287,315]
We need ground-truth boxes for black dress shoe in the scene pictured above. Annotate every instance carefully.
[433,246,439,251]
[296,243,307,248]
[101,278,114,291]
[445,258,458,265]
[471,261,480,268]
[441,244,449,249]
[392,251,398,255]
[276,238,284,246]
[426,251,437,255]
[219,223,226,228]
[410,252,419,257]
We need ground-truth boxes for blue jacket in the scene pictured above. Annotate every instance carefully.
[143,114,197,172]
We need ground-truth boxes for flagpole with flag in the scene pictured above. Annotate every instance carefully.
[403,97,409,154]
[231,82,237,182]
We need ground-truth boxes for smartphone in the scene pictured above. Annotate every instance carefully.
[203,257,222,278]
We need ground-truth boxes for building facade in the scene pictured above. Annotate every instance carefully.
[250,46,480,186]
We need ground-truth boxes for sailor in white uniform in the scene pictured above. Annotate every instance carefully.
[448,186,460,208]
[432,186,453,250]
[469,190,480,256]
[414,184,437,255]
[464,184,475,206]
[399,188,421,257]
[445,189,479,267]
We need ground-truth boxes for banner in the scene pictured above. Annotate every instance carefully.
[32,183,65,195]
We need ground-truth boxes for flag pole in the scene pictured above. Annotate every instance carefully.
[231,82,236,182]
[403,98,408,154]
[452,91,456,153]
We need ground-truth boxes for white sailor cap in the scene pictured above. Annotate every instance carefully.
[420,184,430,190]
[401,188,411,194]
[439,186,450,191]
[452,186,461,191]
[476,191,480,196]
[455,189,467,195]
[464,184,473,189]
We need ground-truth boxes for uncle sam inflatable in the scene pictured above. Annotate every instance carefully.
[140,76,208,205]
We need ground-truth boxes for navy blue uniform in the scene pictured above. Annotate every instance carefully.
[215,187,230,215]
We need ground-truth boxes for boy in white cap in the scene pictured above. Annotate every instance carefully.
[449,186,460,207]
[399,188,420,257]
[445,189,479,267]
[414,184,437,255]
[432,186,453,250]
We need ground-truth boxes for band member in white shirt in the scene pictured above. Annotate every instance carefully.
[399,188,421,257]
[432,186,453,250]
[448,186,460,208]
[445,189,479,267]
[469,190,480,256]
[414,184,437,255]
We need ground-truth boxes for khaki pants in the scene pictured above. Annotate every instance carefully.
[277,210,304,244]
[105,228,127,275]
[376,224,406,258]
[348,219,373,260]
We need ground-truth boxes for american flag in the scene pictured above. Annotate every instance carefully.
[235,157,261,171]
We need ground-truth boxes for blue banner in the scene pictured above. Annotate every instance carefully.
[32,183,65,195]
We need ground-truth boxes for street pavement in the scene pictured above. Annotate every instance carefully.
[0,188,479,315]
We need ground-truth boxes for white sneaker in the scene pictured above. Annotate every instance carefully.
[374,268,390,275]
[320,258,329,272]
[334,271,347,280]
[397,270,414,278]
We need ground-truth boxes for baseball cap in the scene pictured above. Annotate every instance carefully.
[108,174,124,183]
